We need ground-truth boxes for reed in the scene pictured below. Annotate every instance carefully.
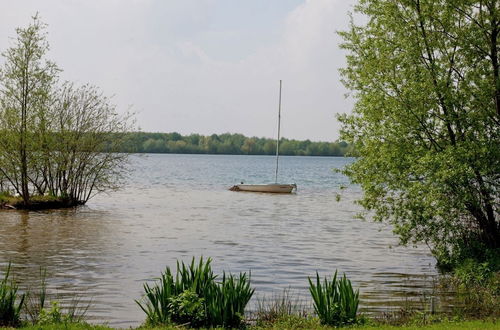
[25,267,47,323]
[308,270,359,326]
[254,288,309,325]
[0,262,25,327]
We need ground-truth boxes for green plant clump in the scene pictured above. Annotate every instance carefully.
[0,262,25,327]
[136,257,254,328]
[308,270,360,326]
[167,290,205,327]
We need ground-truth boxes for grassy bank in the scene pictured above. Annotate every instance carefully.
[0,318,498,329]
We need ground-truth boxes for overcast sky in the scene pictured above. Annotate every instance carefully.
[1,0,357,141]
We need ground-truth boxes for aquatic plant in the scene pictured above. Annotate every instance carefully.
[35,298,89,326]
[308,270,359,326]
[0,262,25,327]
[136,257,215,325]
[136,257,254,328]
[205,271,254,327]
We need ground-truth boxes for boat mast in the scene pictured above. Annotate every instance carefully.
[275,80,282,184]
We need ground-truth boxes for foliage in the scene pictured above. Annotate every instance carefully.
[0,263,25,327]
[118,131,353,156]
[0,14,58,206]
[34,299,89,326]
[453,259,493,287]
[38,82,133,204]
[136,257,254,328]
[308,270,360,326]
[0,191,14,204]
[167,290,205,327]
[37,301,65,325]
[338,0,500,269]
[446,262,499,318]
[0,16,133,208]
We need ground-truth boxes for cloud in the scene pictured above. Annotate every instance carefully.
[0,0,356,141]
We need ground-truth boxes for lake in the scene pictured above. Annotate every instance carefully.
[0,154,438,327]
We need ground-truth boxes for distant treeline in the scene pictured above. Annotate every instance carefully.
[118,132,353,156]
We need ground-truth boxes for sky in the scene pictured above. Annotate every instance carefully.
[0,0,357,142]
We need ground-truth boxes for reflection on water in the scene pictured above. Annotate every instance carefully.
[0,154,439,326]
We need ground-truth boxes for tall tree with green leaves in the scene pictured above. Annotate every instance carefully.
[339,0,499,267]
[0,14,58,205]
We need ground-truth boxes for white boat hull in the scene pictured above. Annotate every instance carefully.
[230,184,296,193]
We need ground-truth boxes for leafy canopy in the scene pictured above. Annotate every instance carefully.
[339,0,499,268]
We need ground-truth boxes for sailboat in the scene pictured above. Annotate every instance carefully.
[230,80,297,193]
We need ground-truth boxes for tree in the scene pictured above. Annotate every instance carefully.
[42,82,133,203]
[0,16,134,207]
[339,0,499,267]
[241,138,257,154]
[0,15,58,205]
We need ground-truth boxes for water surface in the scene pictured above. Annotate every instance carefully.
[0,154,438,326]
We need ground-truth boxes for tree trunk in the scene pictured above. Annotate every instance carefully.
[20,63,29,205]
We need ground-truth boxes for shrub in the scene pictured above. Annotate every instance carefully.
[308,270,359,326]
[454,259,493,287]
[37,301,65,325]
[167,290,205,327]
[0,262,25,327]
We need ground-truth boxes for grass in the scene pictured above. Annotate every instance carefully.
[0,318,496,329]
[253,288,310,325]
[0,192,18,206]
[250,315,499,329]
[360,319,499,330]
